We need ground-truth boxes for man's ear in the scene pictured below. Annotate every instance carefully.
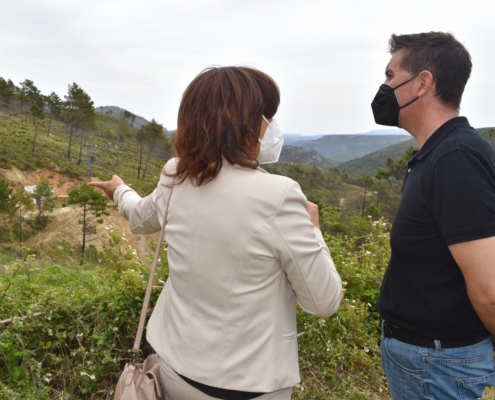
[417,70,434,98]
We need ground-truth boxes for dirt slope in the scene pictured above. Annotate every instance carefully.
[1,166,159,260]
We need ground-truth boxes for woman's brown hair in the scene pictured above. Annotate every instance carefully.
[171,66,280,186]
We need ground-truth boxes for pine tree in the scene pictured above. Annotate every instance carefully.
[114,114,131,167]
[32,177,57,227]
[0,77,15,109]
[68,183,108,260]
[0,179,17,216]
[142,119,165,178]
[30,104,45,152]
[62,83,95,161]
[14,186,34,249]
[16,80,42,122]
[46,92,61,137]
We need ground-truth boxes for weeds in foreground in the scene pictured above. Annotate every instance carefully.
[1,220,494,399]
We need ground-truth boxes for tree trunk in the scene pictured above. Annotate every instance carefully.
[115,136,120,167]
[67,121,74,160]
[361,186,368,217]
[77,133,84,165]
[32,116,39,153]
[137,143,143,179]
[46,108,52,137]
[81,203,87,260]
[19,206,23,251]
[142,138,155,179]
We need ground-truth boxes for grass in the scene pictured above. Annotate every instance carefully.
[0,221,393,399]
[0,110,167,196]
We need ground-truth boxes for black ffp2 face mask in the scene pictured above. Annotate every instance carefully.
[371,75,418,127]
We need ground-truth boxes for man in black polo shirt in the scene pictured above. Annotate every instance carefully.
[371,32,495,399]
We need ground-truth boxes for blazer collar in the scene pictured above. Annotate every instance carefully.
[222,158,268,174]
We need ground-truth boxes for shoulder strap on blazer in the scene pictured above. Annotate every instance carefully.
[133,184,175,353]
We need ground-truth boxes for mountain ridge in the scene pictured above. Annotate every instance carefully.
[96,105,169,134]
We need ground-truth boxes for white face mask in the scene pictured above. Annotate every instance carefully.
[257,116,284,164]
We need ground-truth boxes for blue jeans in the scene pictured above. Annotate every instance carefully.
[381,325,495,399]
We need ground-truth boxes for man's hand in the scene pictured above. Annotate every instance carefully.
[307,201,320,229]
[88,175,125,201]
[449,236,495,337]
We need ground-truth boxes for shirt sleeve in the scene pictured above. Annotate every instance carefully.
[113,157,178,234]
[272,181,343,317]
[427,150,495,245]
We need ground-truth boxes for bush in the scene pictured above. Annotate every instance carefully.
[0,220,395,399]
[27,216,49,231]
[0,239,169,399]
[292,218,391,399]
[0,226,13,243]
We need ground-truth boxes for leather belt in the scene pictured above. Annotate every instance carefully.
[382,320,489,349]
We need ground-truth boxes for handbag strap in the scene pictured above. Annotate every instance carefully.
[133,184,175,353]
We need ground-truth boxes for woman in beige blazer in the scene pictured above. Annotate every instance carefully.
[91,66,342,400]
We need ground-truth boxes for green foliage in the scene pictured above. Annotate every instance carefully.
[337,138,417,176]
[0,101,168,196]
[15,187,34,212]
[292,219,391,399]
[62,83,95,132]
[0,78,15,107]
[29,104,44,121]
[296,134,411,163]
[32,177,56,221]
[45,92,62,137]
[0,220,392,399]
[0,179,17,215]
[483,128,495,149]
[67,183,109,258]
[30,104,45,153]
[67,183,108,216]
[280,145,338,169]
[0,232,170,399]
[139,119,168,179]
[12,187,35,247]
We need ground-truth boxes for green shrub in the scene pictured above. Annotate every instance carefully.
[0,221,392,399]
[0,241,169,399]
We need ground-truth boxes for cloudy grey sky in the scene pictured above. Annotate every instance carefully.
[1,0,494,135]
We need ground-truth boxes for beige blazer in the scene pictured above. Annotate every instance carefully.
[114,158,342,393]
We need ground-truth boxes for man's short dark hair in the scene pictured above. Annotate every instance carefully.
[389,32,472,110]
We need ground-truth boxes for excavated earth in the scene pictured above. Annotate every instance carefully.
[1,166,159,259]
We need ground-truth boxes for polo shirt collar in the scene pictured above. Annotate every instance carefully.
[412,117,470,162]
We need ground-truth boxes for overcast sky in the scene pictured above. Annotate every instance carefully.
[1,0,494,135]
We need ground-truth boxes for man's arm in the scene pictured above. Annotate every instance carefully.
[449,236,495,337]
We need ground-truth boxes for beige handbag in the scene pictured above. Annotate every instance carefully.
[114,186,175,400]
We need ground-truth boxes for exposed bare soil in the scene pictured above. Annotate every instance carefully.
[1,166,159,259]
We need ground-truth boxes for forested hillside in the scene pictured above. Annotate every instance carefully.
[337,139,417,175]
[0,77,172,195]
[336,126,495,176]
[96,106,170,133]
[279,145,339,169]
[290,134,411,162]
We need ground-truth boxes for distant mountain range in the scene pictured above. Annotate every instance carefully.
[94,106,493,177]
[279,146,338,169]
[96,106,169,133]
[337,139,417,175]
[282,129,407,145]
[288,134,411,163]
[329,127,493,176]
[283,134,324,145]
